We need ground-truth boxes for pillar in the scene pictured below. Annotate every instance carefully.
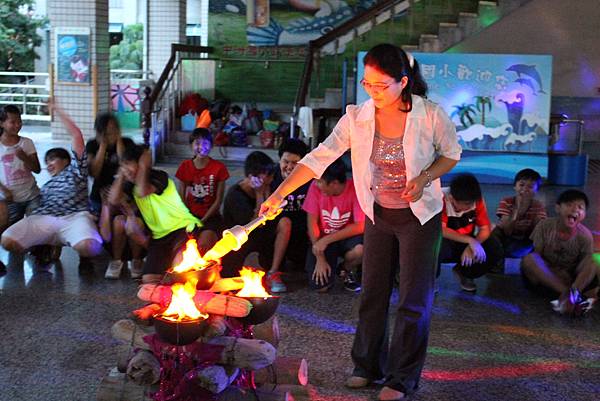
[49,0,110,140]
[147,0,187,79]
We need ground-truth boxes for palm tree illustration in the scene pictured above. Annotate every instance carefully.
[474,96,493,126]
[451,103,477,128]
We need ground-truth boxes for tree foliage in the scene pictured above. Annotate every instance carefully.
[0,0,46,72]
[109,23,144,71]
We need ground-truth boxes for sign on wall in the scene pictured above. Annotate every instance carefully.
[356,52,553,183]
[55,27,91,84]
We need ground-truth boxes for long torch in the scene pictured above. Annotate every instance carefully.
[203,201,287,261]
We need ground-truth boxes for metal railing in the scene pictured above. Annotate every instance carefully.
[110,69,153,81]
[1,70,155,122]
[291,0,411,137]
[140,44,213,161]
[0,71,50,121]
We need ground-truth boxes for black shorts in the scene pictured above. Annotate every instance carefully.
[201,213,225,235]
[142,227,201,275]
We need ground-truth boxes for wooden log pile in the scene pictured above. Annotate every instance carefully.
[98,278,312,401]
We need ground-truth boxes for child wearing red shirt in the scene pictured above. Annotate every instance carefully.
[439,174,502,292]
[302,159,365,292]
[175,128,229,253]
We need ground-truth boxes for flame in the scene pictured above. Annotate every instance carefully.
[161,279,208,321]
[236,267,272,298]
[172,238,208,273]
[203,232,240,262]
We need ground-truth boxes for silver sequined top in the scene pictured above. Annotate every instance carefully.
[370,131,410,209]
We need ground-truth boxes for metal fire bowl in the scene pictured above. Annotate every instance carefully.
[162,260,220,289]
[153,315,207,346]
[238,296,280,325]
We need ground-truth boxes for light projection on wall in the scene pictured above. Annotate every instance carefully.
[356,52,553,183]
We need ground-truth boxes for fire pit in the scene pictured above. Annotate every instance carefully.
[154,279,209,345]
[235,267,279,325]
[238,296,280,325]
[153,315,207,346]
[161,239,221,289]
[163,259,220,289]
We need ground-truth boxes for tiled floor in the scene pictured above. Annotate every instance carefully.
[0,128,598,401]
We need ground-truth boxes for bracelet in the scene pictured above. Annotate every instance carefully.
[422,170,432,187]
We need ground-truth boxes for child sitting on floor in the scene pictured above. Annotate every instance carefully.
[490,168,547,272]
[109,144,202,284]
[303,158,365,292]
[175,128,229,254]
[439,173,502,292]
[1,99,103,270]
[221,151,277,278]
[267,138,311,292]
[521,189,598,315]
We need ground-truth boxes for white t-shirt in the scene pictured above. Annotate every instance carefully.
[0,136,40,202]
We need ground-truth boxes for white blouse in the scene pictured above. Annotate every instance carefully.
[300,95,462,225]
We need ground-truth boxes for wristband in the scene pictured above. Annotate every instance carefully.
[422,170,432,187]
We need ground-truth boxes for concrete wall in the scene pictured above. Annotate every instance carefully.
[449,0,600,98]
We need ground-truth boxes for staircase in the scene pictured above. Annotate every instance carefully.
[157,1,534,162]
[300,0,532,112]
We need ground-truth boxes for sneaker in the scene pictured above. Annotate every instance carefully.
[267,271,287,293]
[344,271,361,292]
[129,259,144,279]
[552,288,596,316]
[453,268,476,292]
[105,260,124,279]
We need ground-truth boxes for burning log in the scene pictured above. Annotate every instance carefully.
[254,357,308,386]
[137,285,253,317]
[209,277,245,292]
[127,350,161,385]
[132,304,163,322]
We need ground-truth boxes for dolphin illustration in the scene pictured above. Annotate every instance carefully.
[247,2,354,46]
[514,78,537,95]
[506,64,546,94]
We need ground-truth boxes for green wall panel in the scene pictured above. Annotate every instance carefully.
[209,1,483,103]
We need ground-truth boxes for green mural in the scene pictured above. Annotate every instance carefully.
[209,0,482,103]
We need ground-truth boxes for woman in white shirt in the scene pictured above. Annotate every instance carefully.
[261,44,461,401]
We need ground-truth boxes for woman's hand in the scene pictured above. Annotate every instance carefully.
[401,175,427,202]
[259,192,285,218]
[312,259,331,287]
